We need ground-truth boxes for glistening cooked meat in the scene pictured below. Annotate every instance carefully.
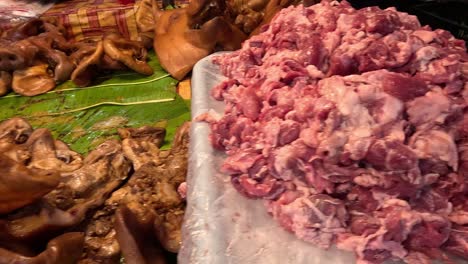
[203,1,468,263]
[78,123,189,263]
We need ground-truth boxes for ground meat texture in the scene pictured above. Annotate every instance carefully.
[204,1,468,263]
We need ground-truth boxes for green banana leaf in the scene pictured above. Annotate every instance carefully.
[0,51,191,154]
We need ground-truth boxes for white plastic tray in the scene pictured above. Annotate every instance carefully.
[178,53,355,264]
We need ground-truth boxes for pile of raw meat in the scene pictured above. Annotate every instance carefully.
[204,1,468,263]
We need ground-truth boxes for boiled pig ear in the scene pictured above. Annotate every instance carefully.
[0,117,33,144]
[102,34,153,76]
[0,232,84,264]
[0,140,131,241]
[71,41,104,87]
[100,54,127,71]
[0,153,60,215]
[12,64,56,96]
[29,35,75,83]
[114,205,166,264]
[44,49,75,83]
[68,41,97,66]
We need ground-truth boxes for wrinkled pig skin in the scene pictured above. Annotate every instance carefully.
[0,118,83,171]
[0,153,60,215]
[0,140,131,242]
[0,232,84,264]
[0,117,32,144]
[120,122,189,253]
[78,188,126,264]
[0,117,33,163]
[122,161,186,254]
[118,126,166,171]
[0,119,65,215]
[25,128,83,172]
[78,123,189,263]
[102,34,153,76]
[79,126,167,263]
[152,123,190,253]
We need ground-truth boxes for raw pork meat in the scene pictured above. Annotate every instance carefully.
[202,1,468,263]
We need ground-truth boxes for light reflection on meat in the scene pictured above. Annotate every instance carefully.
[204,1,468,263]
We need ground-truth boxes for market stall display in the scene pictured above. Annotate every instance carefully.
[195,1,468,263]
[1,0,468,263]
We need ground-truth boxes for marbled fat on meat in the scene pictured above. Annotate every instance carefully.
[204,1,468,263]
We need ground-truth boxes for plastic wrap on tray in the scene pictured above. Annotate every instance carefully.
[178,53,356,264]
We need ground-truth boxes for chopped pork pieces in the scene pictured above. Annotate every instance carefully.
[202,1,468,263]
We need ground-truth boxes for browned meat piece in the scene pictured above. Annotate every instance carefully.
[28,35,75,83]
[118,126,166,170]
[0,153,59,215]
[78,188,127,263]
[0,117,33,163]
[80,123,189,264]
[123,160,186,254]
[12,64,56,96]
[71,41,104,87]
[0,232,84,264]
[150,122,189,253]
[0,118,83,172]
[0,140,131,242]
[78,124,185,263]
[102,34,153,76]
[25,128,83,172]
[0,117,32,144]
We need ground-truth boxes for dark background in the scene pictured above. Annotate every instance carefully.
[348,0,468,45]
